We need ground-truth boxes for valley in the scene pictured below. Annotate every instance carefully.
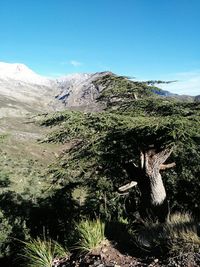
[0,116,60,195]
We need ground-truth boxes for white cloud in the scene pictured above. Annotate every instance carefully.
[70,60,82,67]
[158,70,200,96]
[60,60,83,67]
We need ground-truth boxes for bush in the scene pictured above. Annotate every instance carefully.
[0,211,12,257]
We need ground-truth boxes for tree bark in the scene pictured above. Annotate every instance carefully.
[123,147,174,222]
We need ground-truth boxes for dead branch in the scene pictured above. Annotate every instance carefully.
[154,147,174,165]
[118,181,137,192]
[160,162,176,170]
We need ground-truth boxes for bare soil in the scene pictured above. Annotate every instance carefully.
[55,241,200,267]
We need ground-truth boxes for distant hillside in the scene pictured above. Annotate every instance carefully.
[195,95,200,102]
[0,62,196,117]
[0,62,63,117]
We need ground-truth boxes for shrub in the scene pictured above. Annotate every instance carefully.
[0,211,12,257]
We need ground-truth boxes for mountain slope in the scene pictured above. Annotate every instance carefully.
[0,63,111,116]
[0,62,196,118]
[55,71,112,111]
[0,63,64,117]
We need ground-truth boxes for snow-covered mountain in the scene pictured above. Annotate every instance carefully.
[0,62,63,117]
[0,62,109,117]
[0,62,52,86]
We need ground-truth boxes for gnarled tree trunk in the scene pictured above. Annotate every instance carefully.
[120,147,175,222]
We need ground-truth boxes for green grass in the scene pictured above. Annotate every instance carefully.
[72,186,88,206]
[21,237,69,267]
[75,219,106,254]
[0,133,9,143]
[0,116,61,195]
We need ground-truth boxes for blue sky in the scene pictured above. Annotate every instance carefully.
[0,0,200,95]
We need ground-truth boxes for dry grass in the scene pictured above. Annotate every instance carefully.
[134,212,200,256]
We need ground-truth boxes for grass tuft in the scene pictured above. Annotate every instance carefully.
[75,219,106,254]
[21,237,69,267]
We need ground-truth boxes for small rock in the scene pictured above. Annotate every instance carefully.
[102,247,108,253]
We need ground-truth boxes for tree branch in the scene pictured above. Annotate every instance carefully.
[140,150,145,169]
[160,162,176,170]
[155,147,174,165]
[118,181,137,192]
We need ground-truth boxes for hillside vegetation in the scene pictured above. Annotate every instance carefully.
[0,74,199,266]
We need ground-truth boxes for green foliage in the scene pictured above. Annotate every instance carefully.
[38,104,200,218]
[39,105,199,149]
[75,219,106,254]
[21,237,69,267]
[0,170,11,188]
[0,205,30,258]
[116,98,200,116]
[0,211,12,257]
[93,74,155,107]
[35,75,200,223]
[164,142,200,215]
[0,133,10,143]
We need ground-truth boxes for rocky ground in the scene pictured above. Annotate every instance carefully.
[53,242,200,267]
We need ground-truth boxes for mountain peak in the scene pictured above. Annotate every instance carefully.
[0,62,51,85]
[0,62,33,74]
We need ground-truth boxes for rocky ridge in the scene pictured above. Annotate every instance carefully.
[0,62,196,117]
[0,63,110,116]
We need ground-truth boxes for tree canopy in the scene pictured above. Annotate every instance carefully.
[39,74,200,220]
